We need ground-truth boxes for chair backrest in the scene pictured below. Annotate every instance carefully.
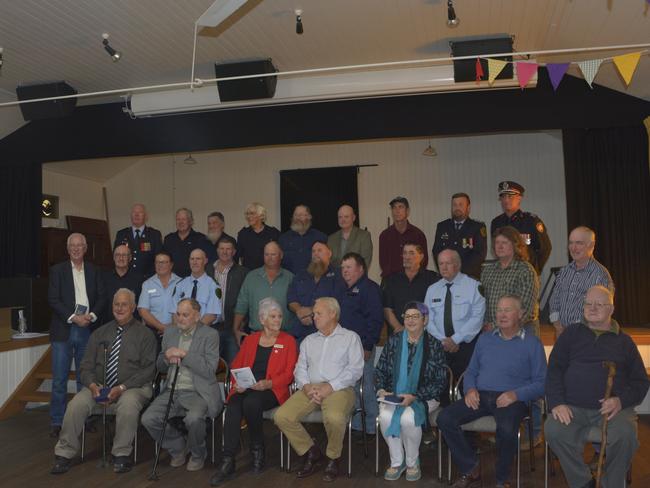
[216,357,228,403]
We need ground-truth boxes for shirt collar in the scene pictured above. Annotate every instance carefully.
[569,257,595,270]
[584,319,620,336]
[132,225,145,233]
[317,323,345,338]
[492,326,526,340]
[180,325,197,339]
[70,261,84,271]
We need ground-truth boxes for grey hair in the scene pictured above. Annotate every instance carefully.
[315,297,341,321]
[176,207,194,224]
[438,248,461,266]
[245,202,267,222]
[66,232,87,248]
[113,288,136,306]
[258,297,283,323]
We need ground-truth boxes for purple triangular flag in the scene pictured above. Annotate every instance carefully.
[547,63,570,91]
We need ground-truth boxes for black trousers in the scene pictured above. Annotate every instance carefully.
[223,389,279,456]
[441,335,478,406]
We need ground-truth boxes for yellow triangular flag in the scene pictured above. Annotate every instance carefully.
[612,52,642,86]
[488,59,508,85]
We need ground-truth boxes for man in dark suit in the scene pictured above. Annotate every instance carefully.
[432,193,487,280]
[113,203,163,278]
[47,232,106,437]
[212,236,248,363]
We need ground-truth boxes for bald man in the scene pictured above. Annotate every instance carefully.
[327,205,373,268]
[114,203,163,278]
[549,226,614,337]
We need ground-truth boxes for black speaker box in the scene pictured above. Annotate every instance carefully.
[16,81,77,121]
[450,37,514,83]
[0,277,50,333]
[214,59,277,102]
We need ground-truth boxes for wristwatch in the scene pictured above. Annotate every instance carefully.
[118,384,127,392]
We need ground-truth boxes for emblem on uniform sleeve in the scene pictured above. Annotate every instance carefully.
[216,287,222,299]
[480,226,487,238]
[536,222,544,233]
[521,233,532,245]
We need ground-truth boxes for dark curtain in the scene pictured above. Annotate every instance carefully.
[563,126,650,327]
[280,166,359,234]
[0,162,42,278]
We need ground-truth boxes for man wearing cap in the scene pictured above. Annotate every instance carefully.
[490,181,552,275]
[379,197,428,279]
[432,193,487,280]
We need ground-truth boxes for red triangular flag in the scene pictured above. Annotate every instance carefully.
[475,58,484,84]
[515,62,538,89]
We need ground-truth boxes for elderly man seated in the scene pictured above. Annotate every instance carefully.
[545,286,649,488]
[50,289,157,475]
[437,295,546,488]
[141,298,221,472]
[274,297,364,482]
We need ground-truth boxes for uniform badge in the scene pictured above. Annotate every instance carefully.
[351,287,360,294]
[216,287,222,299]
[521,233,532,245]
[536,222,544,233]
[441,232,449,240]
[480,226,487,238]
[432,298,441,303]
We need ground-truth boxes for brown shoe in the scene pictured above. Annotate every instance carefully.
[323,458,339,482]
[296,445,322,478]
[451,464,480,488]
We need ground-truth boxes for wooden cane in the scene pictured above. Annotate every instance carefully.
[595,361,617,488]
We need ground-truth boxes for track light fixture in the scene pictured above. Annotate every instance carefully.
[295,9,303,35]
[447,0,460,27]
[102,33,122,62]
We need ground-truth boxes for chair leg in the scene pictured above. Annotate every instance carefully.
[212,417,216,464]
[517,429,521,488]
[134,427,138,465]
[287,443,291,473]
[544,441,549,488]
[437,428,442,481]
[348,418,352,478]
[375,416,379,476]
[279,431,284,470]
[81,424,85,462]
[528,414,535,471]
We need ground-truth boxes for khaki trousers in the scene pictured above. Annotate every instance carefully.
[55,386,152,459]
[274,388,355,459]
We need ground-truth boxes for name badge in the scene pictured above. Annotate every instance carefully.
[147,288,157,293]
[273,344,284,349]
[433,298,441,303]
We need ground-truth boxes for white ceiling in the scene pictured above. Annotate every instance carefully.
[0,0,648,107]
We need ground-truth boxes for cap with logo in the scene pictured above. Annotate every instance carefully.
[498,181,525,196]
[389,196,410,208]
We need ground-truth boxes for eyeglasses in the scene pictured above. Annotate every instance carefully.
[584,301,611,309]
[155,260,171,265]
[402,313,423,321]
[114,253,130,258]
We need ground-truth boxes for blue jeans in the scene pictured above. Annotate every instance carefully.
[437,391,527,484]
[352,348,378,434]
[211,323,239,365]
[50,326,90,426]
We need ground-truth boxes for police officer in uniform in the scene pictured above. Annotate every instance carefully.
[113,203,163,278]
[432,193,487,280]
[490,181,552,274]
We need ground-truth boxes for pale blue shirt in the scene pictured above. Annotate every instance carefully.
[425,272,485,345]
[138,273,181,325]
[169,272,222,321]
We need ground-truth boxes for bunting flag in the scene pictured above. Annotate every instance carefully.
[487,58,508,85]
[612,52,642,86]
[547,63,570,91]
[515,62,538,89]
[475,58,484,84]
[577,59,604,88]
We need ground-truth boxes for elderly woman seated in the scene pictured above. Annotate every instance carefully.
[375,301,447,481]
[210,298,298,486]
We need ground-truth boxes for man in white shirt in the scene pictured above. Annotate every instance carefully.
[274,297,364,482]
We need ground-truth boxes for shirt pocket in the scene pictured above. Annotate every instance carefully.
[452,299,471,319]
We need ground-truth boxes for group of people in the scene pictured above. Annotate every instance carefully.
[45,180,648,488]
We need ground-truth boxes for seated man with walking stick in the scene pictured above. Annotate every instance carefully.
[545,286,649,488]
[142,298,221,473]
[50,288,157,475]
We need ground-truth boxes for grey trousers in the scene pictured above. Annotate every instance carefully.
[141,389,209,460]
[545,406,638,488]
[55,385,152,459]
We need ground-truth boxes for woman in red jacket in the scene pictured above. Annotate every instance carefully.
[211,297,298,485]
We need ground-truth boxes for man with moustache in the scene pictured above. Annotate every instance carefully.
[279,204,327,274]
[328,204,373,268]
[114,203,163,278]
[206,211,237,255]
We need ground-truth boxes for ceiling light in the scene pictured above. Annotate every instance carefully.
[183,154,197,165]
[422,142,437,157]
[102,33,122,62]
[295,9,304,35]
[447,0,460,27]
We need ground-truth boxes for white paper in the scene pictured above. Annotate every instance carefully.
[231,367,257,389]
[378,397,404,406]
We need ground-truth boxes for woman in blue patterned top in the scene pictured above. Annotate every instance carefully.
[375,301,447,481]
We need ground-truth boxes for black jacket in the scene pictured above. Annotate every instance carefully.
[114,226,163,278]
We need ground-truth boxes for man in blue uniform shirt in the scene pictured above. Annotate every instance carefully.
[432,193,487,280]
[279,205,327,274]
[335,252,384,435]
[138,251,181,337]
[170,249,221,325]
[113,203,163,278]
[490,181,552,274]
[287,241,338,342]
[164,208,216,277]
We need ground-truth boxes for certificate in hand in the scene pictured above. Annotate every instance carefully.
[231,367,257,389]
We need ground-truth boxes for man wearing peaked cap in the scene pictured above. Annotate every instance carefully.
[490,181,552,274]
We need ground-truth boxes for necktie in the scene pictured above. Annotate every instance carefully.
[191,279,198,299]
[135,228,141,241]
[105,326,123,387]
[444,283,454,337]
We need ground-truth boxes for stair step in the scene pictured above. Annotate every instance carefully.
[34,372,76,381]
[18,392,74,403]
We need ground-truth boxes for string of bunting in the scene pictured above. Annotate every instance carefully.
[474,49,648,91]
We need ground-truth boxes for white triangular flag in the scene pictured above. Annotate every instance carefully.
[577,59,604,89]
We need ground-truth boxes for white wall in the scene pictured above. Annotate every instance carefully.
[42,169,105,228]
[104,131,567,283]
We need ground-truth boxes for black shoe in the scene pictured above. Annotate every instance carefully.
[112,456,132,473]
[210,456,236,486]
[49,425,61,438]
[296,445,322,478]
[323,458,339,483]
[352,430,375,445]
[250,443,265,474]
[50,455,72,475]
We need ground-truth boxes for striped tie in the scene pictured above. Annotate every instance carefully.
[105,326,123,387]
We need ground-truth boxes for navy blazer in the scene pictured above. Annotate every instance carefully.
[48,260,106,342]
[114,225,163,278]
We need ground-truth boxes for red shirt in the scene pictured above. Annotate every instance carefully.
[228,331,298,404]
[378,221,429,278]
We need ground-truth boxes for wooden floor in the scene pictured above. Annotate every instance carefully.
[2,407,650,488]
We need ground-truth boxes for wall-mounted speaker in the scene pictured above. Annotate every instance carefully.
[214,59,277,102]
[16,81,77,121]
[450,37,514,83]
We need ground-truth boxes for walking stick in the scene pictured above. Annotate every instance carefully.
[148,360,181,481]
[595,361,617,488]
[101,342,109,468]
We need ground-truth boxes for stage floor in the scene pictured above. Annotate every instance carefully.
[2,407,650,487]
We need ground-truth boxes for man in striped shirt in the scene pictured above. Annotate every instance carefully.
[549,226,614,337]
